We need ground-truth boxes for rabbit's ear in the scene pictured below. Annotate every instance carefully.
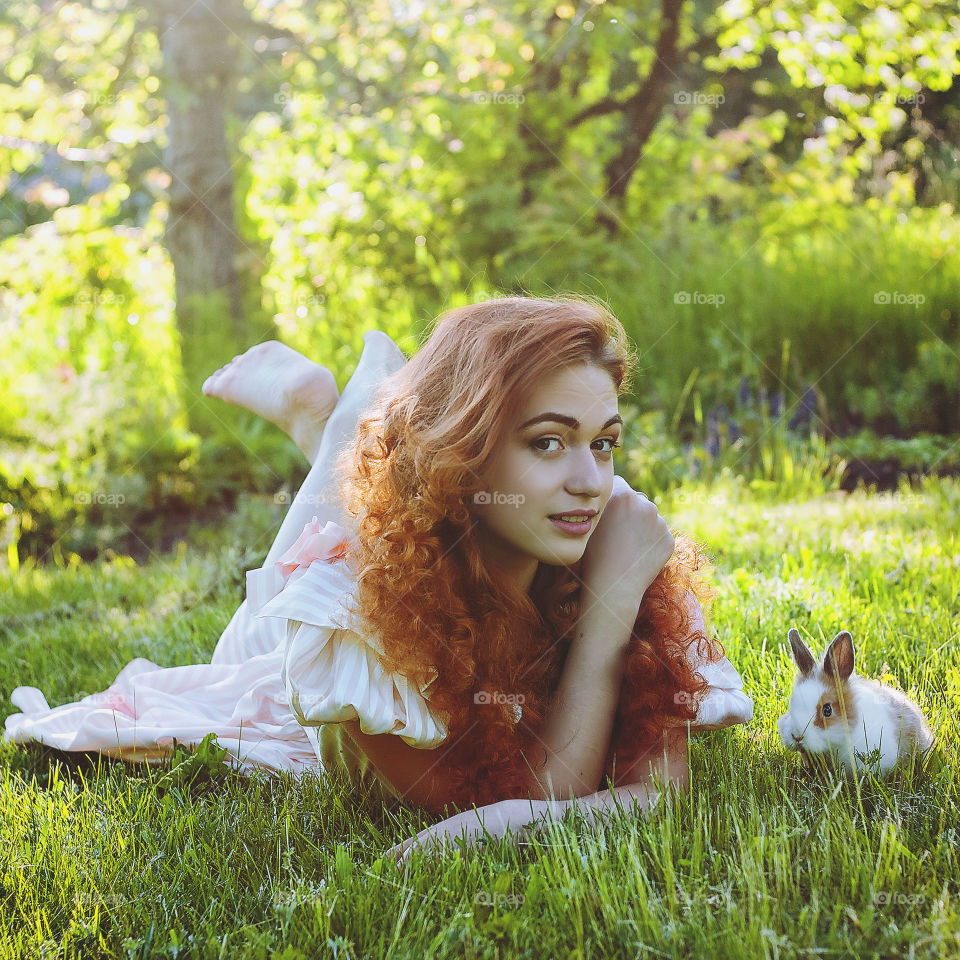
[823,631,855,681]
[787,628,816,676]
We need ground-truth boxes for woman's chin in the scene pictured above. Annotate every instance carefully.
[535,542,588,566]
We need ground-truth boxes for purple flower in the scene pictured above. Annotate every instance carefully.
[705,407,721,458]
[788,386,817,430]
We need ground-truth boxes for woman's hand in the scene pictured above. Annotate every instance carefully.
[579,475,675,621]
[385,800,536,865]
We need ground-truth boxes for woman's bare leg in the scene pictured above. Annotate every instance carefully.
[203,331,408,566]
[207,331,406,667]
[202,340,339,464]
[261,331,407,564]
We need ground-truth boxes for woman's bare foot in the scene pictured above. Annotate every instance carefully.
[202,340,339,463]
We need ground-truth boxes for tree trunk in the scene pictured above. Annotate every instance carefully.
[156,0,246,431]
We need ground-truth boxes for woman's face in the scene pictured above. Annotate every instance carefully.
[471,362,622,590]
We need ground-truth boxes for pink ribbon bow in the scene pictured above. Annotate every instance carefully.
[274,516,352,579]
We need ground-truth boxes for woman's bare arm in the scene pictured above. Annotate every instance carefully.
[525,595,639,801]
[388,726,691,862]
[523,724,690,829]
[524,475,675,801]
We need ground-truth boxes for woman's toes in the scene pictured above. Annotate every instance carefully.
[202,365,229,396]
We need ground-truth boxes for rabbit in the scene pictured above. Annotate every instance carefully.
[777,627,934,776]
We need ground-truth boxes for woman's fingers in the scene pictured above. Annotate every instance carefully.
[611,474,633,496]
[387,829,442,866]
[388,817,483,866]
[611,474,649,500]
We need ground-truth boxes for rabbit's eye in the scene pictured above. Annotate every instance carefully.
[821,703,833,718]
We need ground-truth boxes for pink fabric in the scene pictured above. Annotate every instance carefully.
[274,516,351,578]
[2,518,360,776]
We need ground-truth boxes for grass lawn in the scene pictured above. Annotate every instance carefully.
[1,476,958,959]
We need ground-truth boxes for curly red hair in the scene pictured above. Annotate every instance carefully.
[332,296,725,815]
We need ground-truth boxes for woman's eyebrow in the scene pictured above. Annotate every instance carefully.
[517,412,623,431]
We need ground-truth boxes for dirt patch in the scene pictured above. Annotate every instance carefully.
[839,457,960,492]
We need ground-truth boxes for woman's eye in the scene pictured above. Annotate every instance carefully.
[531,437,561,452]
[822,703,833,718]
[531,437,622,454]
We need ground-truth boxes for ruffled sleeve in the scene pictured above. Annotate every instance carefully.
[681,591,754,730]
[246,517,447,750]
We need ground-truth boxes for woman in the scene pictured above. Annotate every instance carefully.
[5,296,753,863]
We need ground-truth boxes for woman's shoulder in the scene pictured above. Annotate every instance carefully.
[251,519,448,748]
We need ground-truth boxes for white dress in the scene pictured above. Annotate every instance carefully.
[3,332,754,792]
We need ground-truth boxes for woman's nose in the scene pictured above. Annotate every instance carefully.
[564,446,604,497]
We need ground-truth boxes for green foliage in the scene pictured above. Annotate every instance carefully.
[619,403,848,503]
[892,338,960,434]
[1,0,959,560]
[153,733,233,797]
[0,206,199,563]
[592,205,959,441]
[0,202,311,565]
[844,335,960,437]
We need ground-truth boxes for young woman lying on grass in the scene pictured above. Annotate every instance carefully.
[5,296,753,864]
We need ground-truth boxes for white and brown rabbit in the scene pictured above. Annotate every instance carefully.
[777,627,934,775]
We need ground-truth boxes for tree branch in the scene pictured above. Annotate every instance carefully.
[569,95,630,126]
[598,0,685,230]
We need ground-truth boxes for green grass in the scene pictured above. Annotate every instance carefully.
[1,477,958,959]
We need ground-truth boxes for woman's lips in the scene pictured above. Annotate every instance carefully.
[548,515,594,535]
